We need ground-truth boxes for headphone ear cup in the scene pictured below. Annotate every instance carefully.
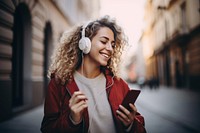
[79,37,91,54]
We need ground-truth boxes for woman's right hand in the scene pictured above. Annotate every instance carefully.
[69,91,88,124]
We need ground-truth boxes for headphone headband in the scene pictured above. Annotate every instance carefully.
[81,21,91,37]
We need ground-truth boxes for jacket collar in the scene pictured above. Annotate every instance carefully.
[66,78,79,96]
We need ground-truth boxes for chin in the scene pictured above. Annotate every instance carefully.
[100,61,108,66]
[98,58,110,66]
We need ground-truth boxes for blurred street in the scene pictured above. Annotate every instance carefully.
[131,84,200,133]
[0,0,199,133]
[0,105,43,133]
[0,84,200,133]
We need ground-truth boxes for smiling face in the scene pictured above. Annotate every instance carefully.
[85,27,115,67]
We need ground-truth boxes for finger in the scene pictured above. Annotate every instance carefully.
[72,91,86,100]
[119,105,130,115]
[116,110,130,123]
[69,91,81,105]
[118,105,135,123]
[71,91,81,100]
[117,111,131,126]
[71,100,88,113]
[75,94,88,101]
[129,104,137,114]
[74,100,88,109]
[127,104,137,122]
[71,91,86,100]
[118,115,129,125]
[69,91,87,106]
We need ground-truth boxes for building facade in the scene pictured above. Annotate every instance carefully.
[140,0,200,90]
[0,0,99,122]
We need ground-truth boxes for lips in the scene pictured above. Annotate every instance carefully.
[100,52,111,59]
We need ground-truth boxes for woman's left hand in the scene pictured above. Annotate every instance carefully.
[116,103,137,127]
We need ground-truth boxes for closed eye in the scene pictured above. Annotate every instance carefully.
[101,41,107,44]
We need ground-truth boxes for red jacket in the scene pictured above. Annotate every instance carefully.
[41,71,146,133]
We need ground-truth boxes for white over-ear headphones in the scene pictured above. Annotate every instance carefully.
[79,21,91,54]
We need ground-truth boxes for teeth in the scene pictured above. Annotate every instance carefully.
[102,53,109,58]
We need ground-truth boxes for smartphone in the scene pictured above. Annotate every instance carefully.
[119,90,141,112]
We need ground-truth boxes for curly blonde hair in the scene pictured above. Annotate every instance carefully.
[48,15,128,85]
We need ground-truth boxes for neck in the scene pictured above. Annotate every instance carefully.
[78,59,101,79]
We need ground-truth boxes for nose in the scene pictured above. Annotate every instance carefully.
[106,43,113,51]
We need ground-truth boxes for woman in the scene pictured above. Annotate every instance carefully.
[41,15,146,133]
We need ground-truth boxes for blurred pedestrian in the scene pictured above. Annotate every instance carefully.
[41,15,146,133]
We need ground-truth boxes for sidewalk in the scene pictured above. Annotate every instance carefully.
[129,84,200,133]
[0,105,43,133]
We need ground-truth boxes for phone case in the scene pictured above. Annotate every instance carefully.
[120,90,141,111]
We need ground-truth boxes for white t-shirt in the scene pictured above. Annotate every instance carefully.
[74,71,116,133]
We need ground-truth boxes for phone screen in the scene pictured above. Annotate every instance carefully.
[120,90,141,111]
